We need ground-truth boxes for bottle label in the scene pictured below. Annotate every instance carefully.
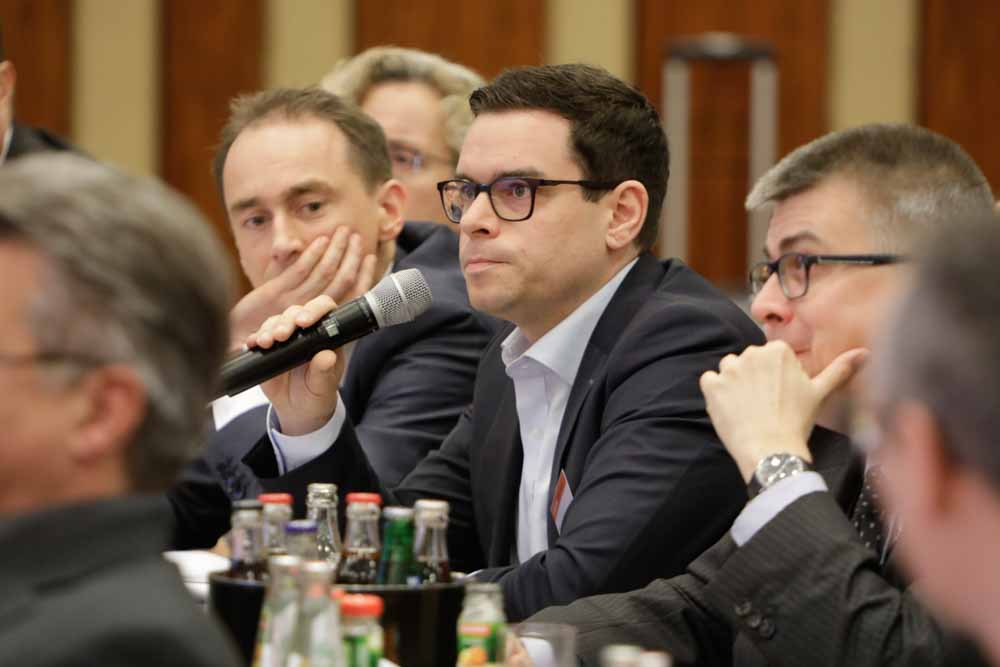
[457,622,506,665]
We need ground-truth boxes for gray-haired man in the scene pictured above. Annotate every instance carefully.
[0,154,240,666]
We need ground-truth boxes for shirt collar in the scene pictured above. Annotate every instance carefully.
[502,258,638,385]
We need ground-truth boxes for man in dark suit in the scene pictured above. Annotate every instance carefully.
[526,124,995,665]
[247,64,763,621]
[0,25,73,163]
[872,213,1000,666]
[0,154,240,666]
[167,88,493,547]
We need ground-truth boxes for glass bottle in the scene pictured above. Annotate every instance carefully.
[306,483,343,569]
[600,645,643,667]
[456,582,506,666]
[337,493,381,585]
[286,519,320,561]
[286,560,344,667]
[227,498,268,581]
[340,594,384,667]
[259,492,293,556]
[251,554,302,667]
[376,506,414,585]
[411,499,451,584]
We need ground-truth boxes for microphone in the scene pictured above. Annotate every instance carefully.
[218,268,433,397]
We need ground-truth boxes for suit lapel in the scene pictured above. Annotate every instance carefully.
[479,381,524,566]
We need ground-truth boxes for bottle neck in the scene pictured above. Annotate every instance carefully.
[307,501,342,552]
[345,516,380,551]
[414,522,449,562]
[231,521,265,566]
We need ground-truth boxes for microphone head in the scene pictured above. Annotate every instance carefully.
[366,268,433,328]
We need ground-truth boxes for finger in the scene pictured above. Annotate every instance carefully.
[812,347,870,398]
[699,369,719,395]
[718,353,740,373]
[293,295,338,329]
[302,226,352,296]
[276,235,330,291]
[354,253,378,297]
[325,233,365,300]
[304,350,340,395]
[250,314,286,349]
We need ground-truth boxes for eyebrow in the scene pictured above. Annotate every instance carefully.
[762,230,825,260]
[228,179,333,215]
[453,167,545,182]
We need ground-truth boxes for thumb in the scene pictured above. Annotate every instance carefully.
[812,348,870,399]
[304,350,340,395]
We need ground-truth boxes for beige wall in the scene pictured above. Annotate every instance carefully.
[69,0,919,176]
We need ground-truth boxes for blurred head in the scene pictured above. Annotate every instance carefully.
[0,24,17,153]
[0,154,232,515]
[321,46,484,226]
[871,212,1000,637]
[746,123,993,380]
[213,87,405,288]
[453,64,667,339]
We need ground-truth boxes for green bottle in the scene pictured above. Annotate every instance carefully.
[376,506,414,585]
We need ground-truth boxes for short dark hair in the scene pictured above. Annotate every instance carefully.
[884,212,1000,489]
[212,87,392,199]
[469,64,669,251]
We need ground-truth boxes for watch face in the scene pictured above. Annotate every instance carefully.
[755,453,806,488]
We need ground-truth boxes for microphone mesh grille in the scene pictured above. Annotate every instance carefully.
[368,268,433,327]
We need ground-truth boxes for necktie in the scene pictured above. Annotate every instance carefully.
[852,465,887,557]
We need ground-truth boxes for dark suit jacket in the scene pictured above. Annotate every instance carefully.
[251,253,765,620]
[168,221,495,547]
[6,122,74,160]
[532,427,988,666]
[0,495,242,667]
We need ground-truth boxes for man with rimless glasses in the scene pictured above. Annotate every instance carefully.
[248,63,763,620]
[528,124,996,666]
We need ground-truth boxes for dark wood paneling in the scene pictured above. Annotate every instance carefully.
[356,0,544,79]
[637,0,829,288]
[0,0,71,136]
[920,0,1000,192]
[160,0,263,293]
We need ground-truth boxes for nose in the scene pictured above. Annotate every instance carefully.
[749,271,793,327]
[270,214,305,266]
[458,190,499,239]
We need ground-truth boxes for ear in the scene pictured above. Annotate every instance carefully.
[67,365,148,468]
[374,178,406,242]
[891,401,956,518]
[0,60,16,108]
[604,179,648,251]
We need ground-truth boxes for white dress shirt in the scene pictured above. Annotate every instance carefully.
[502,259,637,563]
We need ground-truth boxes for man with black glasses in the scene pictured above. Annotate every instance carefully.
[246,63,763,621]
[528,123,995,666]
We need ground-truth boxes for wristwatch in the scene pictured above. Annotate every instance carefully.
[747,453,812,499]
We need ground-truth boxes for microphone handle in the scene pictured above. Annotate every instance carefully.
[219,297,377,397]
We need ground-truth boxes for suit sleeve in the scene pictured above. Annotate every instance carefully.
[348,305,489,486]
[165,452,235,550]
[484,301,758,620]
[697,490,986,666]
[531,536,739,667]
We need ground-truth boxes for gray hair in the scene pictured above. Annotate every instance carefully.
[320,46,485,163]
[0,154,233,492]
[746,124,995,251]
[880,212,1000,489]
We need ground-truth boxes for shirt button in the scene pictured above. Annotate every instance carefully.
[758,618,775,638]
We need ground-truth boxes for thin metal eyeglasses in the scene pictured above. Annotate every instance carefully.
[749,253,905,299]
[388,142,452,175]
[436,176,619,223]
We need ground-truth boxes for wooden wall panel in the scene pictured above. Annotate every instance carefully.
[920,0,1000,192]
[356,0,545,79]
[0,0,71,137]
[636,0,829,289]
[160,0,263,292]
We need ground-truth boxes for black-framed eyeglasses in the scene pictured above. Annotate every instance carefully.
[749,253,905,299]
[436,176,620,223]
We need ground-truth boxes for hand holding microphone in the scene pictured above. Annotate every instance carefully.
[219,269,433,434]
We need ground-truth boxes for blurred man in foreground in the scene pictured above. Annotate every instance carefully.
[529,124,995,666]
[0,154,240,666]
[873,212,1000,666]
[322,46,484,227]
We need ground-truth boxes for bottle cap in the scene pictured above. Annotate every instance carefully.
[345,492,383,506]
[340,593,384,617]
[258,493,293,505]
[232,499,263,510]
[383,506,414,521]
[285,519,318,534]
